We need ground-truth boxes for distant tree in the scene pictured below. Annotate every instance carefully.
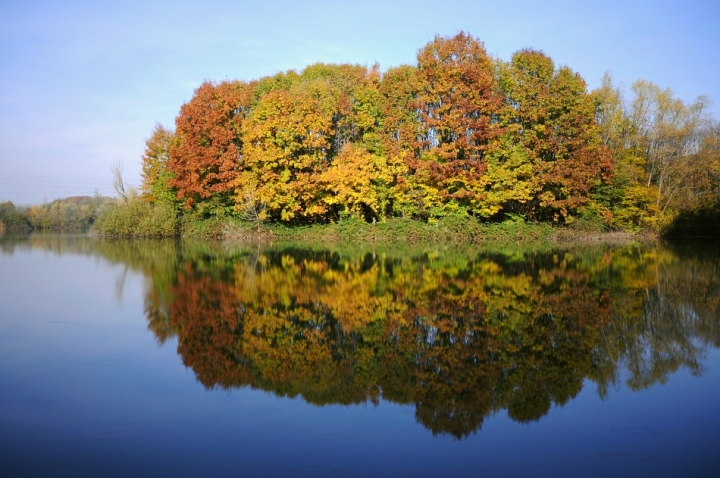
[0,201,32,231]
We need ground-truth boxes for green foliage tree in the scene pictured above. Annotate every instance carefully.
[488,49,612,222]
[141,123,177,206]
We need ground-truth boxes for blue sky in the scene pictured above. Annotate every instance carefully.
[1,0,718,205]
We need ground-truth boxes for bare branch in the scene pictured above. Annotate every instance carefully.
[112,160,128,203]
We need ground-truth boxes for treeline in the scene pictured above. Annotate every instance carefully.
[0,196,114,232]
[133,32,718,234]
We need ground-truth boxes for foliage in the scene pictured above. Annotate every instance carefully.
[235,84,335,222]
[141,123,178,207]
[118,32,720,238]
[93,200,178,237]
[490,49,612,222]
[0,201,32,231]
[397,33,501,219]
[116,239,720,438]
[593,73,717,232]
[20,195,113,229]
[169,80,254,212]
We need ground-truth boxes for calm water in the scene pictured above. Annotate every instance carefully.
[1,232,719,477]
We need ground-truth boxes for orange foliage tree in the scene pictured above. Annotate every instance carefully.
[399,32,503,218]
[169,80,254,213]
[155,33,715,226]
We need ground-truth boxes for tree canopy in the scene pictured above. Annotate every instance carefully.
[139,32,718,232]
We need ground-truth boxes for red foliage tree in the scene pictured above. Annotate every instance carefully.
[168,80,254,211]
[414,32,502,162]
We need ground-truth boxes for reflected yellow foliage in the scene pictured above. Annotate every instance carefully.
[122,241,720,438]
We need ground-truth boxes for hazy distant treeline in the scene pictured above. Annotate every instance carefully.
[0,196,114,231]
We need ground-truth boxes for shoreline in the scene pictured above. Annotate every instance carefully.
[186,216,657,247]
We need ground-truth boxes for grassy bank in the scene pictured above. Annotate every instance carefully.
[90,200,652,246]
[181,214,649,247]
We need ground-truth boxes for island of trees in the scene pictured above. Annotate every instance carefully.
[4,32,718,239]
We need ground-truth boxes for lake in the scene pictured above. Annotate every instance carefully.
[1,232,719,477]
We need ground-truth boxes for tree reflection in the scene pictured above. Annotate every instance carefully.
[134,241,720,438]
[5,232,716,437]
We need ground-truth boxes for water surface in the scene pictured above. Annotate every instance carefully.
[1,233,719,477]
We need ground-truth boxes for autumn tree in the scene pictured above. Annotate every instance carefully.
[688,121,720,208]
[235,83,336,222]
[299,62,381,153]
[594,75,713,230]
[487,49,612,222]
[629,80,709,215]
[140,123,176,205]
[234,64,389,222]
[592,73,657,229]
[169,80,254,214]
[400,32,502,218]
[415,32,500,162]
[151,32,717,230]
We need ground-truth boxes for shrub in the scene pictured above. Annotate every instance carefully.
[662,206,720,238]
[94,200,178,237]
[0,202,32,231]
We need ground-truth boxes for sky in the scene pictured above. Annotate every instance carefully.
[1,0,719,205]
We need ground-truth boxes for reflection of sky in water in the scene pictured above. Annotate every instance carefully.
[1,235,719,477]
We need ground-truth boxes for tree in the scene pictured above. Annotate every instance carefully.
[235,83,335,222]
[319,143,392,220]
[487,49,612,221]
[111,160,129,203]
[168,80,254,214]
[396,32,502,219]
[592,73,656,230]
[141,124,176,205]
[414,32,500,162]
[593,75,714,229]
[235,65,386,222]
[629,80,709,215]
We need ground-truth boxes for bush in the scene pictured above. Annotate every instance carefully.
[662,206,720,237]
[0,201,32,231]
[94,200,178,237]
